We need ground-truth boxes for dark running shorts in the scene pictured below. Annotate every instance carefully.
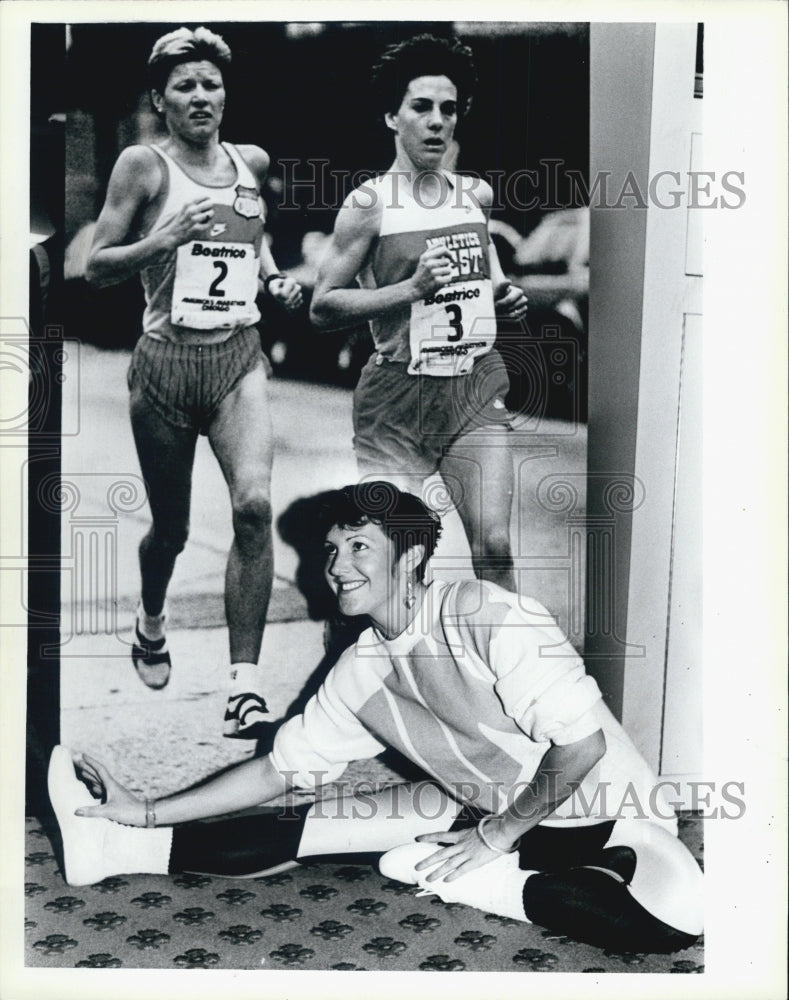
[353,347,513,478]
[127,327,270,435]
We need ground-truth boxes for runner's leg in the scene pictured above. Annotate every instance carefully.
[130,392,198,619]
[207,363,274,735]
[438,425,516,591]
[208,362,273,664]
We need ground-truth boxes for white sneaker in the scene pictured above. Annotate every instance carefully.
[223,691,271,739]
[379,841,530,922]
[47,745,113,886]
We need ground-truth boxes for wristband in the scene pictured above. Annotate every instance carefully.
[476,814,518,854]
[263,272,287,296]
[145,798,157,829]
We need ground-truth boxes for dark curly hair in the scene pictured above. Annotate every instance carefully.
[318,481,442,582]
[370,33,477,120]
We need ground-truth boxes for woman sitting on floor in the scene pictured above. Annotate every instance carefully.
[49,481,703,953]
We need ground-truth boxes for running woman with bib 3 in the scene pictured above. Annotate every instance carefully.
[86,27,302,738]
[310,34,528,592]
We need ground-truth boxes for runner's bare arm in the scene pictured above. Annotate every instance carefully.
[238,144,302,311]
[310,195,452,331]
[477,178,528,319]
[85,145,214,288]
[238,143,273,284]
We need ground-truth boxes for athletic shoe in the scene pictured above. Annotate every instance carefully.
[48,745,112,886]
[379,841,529,922]
[223,692,271,739]
[131,622,171,690]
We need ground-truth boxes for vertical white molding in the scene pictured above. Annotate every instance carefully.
[621,23,699,771]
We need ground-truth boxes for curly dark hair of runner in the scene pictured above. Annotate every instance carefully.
[318,481,442,582]
[370,33,477,120]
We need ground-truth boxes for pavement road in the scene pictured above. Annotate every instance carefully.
[57,344,586,796]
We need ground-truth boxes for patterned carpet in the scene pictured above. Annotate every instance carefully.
[25,811,704,973]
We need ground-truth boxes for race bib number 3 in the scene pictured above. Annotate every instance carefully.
[172,240,258,329]
[408,280,497,376]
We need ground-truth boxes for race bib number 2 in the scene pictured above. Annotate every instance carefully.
[172,240,258,329]
[408,280,497,376]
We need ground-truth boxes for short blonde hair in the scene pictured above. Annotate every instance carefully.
[148,26,231,94]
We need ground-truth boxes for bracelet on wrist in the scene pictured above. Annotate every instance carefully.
[476,814,519,854]
[263,272,287,296]
[145,798,157,829]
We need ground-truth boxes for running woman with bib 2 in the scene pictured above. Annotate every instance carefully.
[86,27,302,738]
[310,34,528,591]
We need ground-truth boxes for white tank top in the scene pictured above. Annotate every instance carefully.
[141,143,265,342]
[358,171,496,376]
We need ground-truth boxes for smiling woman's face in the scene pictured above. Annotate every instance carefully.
[154,60,226,141]
[323,520,400,624]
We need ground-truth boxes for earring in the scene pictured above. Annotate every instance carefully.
[404,575,416,610]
